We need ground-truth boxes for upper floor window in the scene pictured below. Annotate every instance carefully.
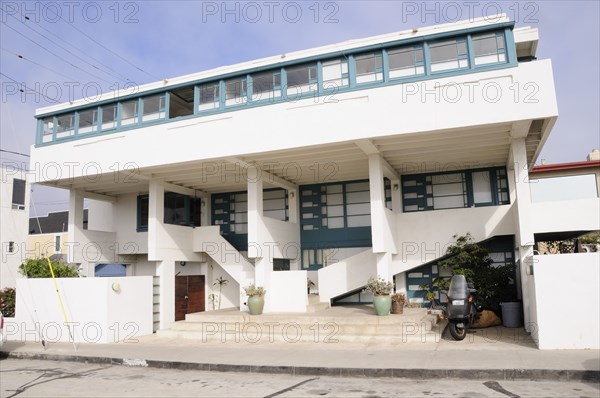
[472,32,506,66]
[402,167,509,212]
[12,178,25,210]
[41,117,54,143]
[120,100,138,126]
[101,104,117,130]
[285,64,317,97]
[55,114,75,139]
[142,94,166,123]
[78,108,98,135]
[225,77,247,106]
[263,189,288,221]
[251,70,281,101]
[429,39,468,72]
[322,59,349,89]
[198,83,220,111]
[212,192,248,234]
[388,46,425,79]
[355,52,383,84]
[164,192,201,227]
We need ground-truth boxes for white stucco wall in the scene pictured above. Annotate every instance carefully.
[9,276,153,343]
[531,198,600,234]
[529,253,600,349]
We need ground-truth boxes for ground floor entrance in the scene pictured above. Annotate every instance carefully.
[175,275,205,321]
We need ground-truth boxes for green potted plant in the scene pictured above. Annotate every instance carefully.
[243,284,266,315]
[364,276,394,316]
[391,293,406,314]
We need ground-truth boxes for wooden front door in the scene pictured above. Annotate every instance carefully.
[175,275,205,321]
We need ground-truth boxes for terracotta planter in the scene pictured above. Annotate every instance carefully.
[373,295,392,316]
[247,295,265,315]
[391,300,404,314]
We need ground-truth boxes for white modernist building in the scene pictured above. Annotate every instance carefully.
[29,16,599,347]
[1,163,30,289]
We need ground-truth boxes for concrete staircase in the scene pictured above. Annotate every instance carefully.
[157,305,443,344]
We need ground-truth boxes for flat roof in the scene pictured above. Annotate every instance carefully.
[531,160,600,173]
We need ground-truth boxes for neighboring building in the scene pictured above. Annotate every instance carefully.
[28,209,88,262]
[28,14,599,343]
[0,163,30,288]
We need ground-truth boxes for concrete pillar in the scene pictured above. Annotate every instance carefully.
[510,138,535,326]
[395,272,407,295]
[368,154,386,254]
[156,259,175,329]
[376,252,394,282]
[288,188,298,224]
[148,181,164,261]
[67,190,84,264]
[247,177,263,259]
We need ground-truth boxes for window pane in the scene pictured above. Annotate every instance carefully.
[433,196,465,209]
[286,64,317,97]
[42,117,54,143]
[430,40,468,72]
[389,46,425,79]
[473,32,506,66]
[347,214,371,227]
[199,83,220,111]
[142,95,165,122]
[56,114,75,139]
[473,171,493,203]
[355,53,383,84]
[225,78,247,106]
[252,71,281,101]
[12,178,25,205]
[101,105,117,130]
[322,59,349,89]
[78,109,98,135]
[120,100,138,126]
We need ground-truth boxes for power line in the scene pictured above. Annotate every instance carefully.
[0,8,123,84]
[0,148,30,157]
[1,21,115,85]
[0,72,60,103]
[1,47,79,81]
[40,3,161,82]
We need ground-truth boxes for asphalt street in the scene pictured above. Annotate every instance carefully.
[1,358,599,398]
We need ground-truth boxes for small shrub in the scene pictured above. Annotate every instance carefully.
[0,287,16,317]
[243,284,266,297]
[364,276,394,296]
[19,258,80,278]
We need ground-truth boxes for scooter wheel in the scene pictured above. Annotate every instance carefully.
[449,322,467,341]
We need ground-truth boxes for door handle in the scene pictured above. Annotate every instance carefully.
[184,295,189,300]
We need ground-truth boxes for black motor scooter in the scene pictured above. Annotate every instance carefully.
[446,275,482,340]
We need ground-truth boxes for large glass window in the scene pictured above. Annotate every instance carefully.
[137,194,149,232]
[402,167,509,212]
[225,77,247,106]
[251,70,281,101]
[355,52,383,84]
[388,46,425,79]
[78,109,98,135]
[120,100,138,126]
[12,178,25,208]
[55,114,75,139]
[101,104,117,130]
[41,117,54,143]
[429,39,468,72]
[263,189,288,221]
[286,64,317,96]
[472,32,506,66]
[322,59,349,89]
[142,94,166,122]
[198,83,220,111]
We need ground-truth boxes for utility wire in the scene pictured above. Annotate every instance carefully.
[16,11,133,83]
[1,47,79,81]
[40,3,161,82]
[0,148,30,157]
[0,9,126,84]
[1,21,115,85]
[0,72,60,103]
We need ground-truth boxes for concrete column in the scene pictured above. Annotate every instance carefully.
[156,259,175,329]
[368,154,386,254]
[376,252,394,282]
[247,177,263,259]
[391,178,401,213]
[288,188,298,224]
[148,181,164,261]
[510,138,535,326]
[67,190,84,264]
[394,272,407,295]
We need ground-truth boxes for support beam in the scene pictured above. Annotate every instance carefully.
[226,156,298,192]
[76,190,117,203]
[356,139,400,180]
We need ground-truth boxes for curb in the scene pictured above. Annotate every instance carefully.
[1,351,598,382]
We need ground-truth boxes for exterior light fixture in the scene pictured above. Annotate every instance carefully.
[393,184,399,191]
[180,261,187,266]
[111,282,121,292]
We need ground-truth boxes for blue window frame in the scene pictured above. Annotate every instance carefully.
[401,167,510,212]
[137,194,149,232]
[35,25,516,146]
[137,192,200,232]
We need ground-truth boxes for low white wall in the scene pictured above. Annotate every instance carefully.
[531,198,600,234]
[259,217,301,260]
[267,270,308,312]
[531,253,600,349]
[318,249,376,303]
[8,277,153,344]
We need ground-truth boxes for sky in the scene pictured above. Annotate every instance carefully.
[1,0,599,216]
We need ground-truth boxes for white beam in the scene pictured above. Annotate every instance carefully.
[77,190,117,203]
[356,140,400,180]
[225,157,298,192]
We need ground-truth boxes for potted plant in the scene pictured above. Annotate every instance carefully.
[391,293,406,314]
[243,284,266,315]
[364,276,394,316]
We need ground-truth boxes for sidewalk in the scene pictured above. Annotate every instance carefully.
[1,325,598,382]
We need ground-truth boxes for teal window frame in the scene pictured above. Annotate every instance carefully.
[34,24,517,146]
[140,94,167,124]
[250,69,282,103]
[284,63,318,99]
[137,194,149,232]
[471,31,507,67]
[401,167,510,212]
[354,51,384,85]
[387,45,425,79]
[164,191,201,227]
[428,38,469,73]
